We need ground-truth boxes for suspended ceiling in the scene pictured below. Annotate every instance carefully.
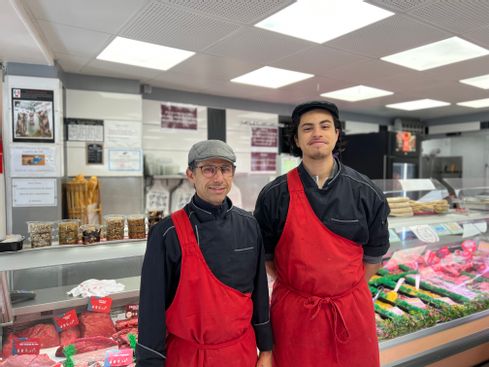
[1,0,489,122]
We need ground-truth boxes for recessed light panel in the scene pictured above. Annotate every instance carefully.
[381,37,489,71]
[97,37,195,71]
[457,98,489,108]
[320,85,393,102]
[231,66,313,88]
[255,0,393,44]
[386,99,450,111]
[459,74,489,89]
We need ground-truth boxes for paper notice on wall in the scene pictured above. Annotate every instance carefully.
[105,120,142,147]
[65,118,104,142]
[251,127,278,148]
[108,149,142,171]
[10,146,57,177]
[12,178,57,207]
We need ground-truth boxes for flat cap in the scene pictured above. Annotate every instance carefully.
[292,100,339,122]
[188,140,236,166]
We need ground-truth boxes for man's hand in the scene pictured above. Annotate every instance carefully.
[256,351,272,367]
[364,262,381,282]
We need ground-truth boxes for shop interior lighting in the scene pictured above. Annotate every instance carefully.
[381,37,489,71]
[255,0,393,44]
[459,73,489,89]
[386,99,450,111]
[320,85,393,102]
[457,98,489,108]
[231,66,313,88]
[97,37,195,71]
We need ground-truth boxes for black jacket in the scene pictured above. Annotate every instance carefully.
[254,159,390,264]
[136,195,273,367]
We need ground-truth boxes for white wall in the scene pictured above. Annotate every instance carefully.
[65,89,143,177]
[344,121,379,134]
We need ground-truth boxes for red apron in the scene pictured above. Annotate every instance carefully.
[271,168,379,367]
[166,209,258,367]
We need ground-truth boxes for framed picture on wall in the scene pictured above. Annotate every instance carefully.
[12,88,55,143]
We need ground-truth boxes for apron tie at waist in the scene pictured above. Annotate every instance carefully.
[171,326,252,351]
[304,296,349,343]
[279,278,364,362]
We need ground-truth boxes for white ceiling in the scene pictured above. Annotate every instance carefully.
[1,0,489,121]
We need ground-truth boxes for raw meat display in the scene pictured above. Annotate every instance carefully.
[59,326,81,346]
[2,324,59,357]
[55,336,118,357]
[0,354,57,367]
[112,327,138,347]
[79,312,115,338]
[114,318,138,331]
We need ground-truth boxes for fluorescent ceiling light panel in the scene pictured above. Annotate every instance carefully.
[255,0,393,44]
[386,99,450,111]
[457,98,489,108]
[231,66,313,88]
[381,37,489,71]
[459,73,489,89]
[97,37,195,71]
[320,85,393,102]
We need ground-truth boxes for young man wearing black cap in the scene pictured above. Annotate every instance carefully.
[254,102,390,367]
[137,140,272,367]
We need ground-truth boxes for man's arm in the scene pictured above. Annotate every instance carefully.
[364,262,381,282]
[251,230,273,355]
[136,223,168,367]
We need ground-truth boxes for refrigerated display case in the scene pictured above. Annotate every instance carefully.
[374,178,489,367]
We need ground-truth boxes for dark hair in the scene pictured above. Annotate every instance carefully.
[288,109,344,157]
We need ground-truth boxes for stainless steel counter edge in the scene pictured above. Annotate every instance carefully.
[0,240,147,271]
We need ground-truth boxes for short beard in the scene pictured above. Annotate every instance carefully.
[309,151,328,160]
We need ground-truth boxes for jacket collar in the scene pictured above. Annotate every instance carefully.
[188,194,233,222]
[298,156,341,189]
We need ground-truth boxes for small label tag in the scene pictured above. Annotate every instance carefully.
[105,348,133,366]
[54,309,79,332]
[88,296,113,313]
[125,304,139,319]
[13,338,41,355]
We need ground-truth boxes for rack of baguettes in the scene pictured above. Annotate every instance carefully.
[64,175,102,224]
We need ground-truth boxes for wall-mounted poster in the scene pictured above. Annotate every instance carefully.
[161,102,197,130]
[12,88,55,143]
[65,118,104,142]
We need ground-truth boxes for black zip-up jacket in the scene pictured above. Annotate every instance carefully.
[136,195,273,367]
[254,159,390,264]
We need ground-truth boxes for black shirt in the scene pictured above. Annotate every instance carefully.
[254,159,390,264]
[136,195,273,367]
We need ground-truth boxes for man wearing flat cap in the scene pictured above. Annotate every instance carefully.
[137,140,273,367]
[254,102,390,367]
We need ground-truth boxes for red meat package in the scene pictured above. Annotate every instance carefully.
[2,324,59,357]
[0,353,58,367]
[79,311,115,338]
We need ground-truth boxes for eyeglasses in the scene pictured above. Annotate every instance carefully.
[196,164,235,178]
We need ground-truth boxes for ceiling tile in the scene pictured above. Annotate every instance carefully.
[408,0,489,34]
[54,53,90,73]
[158,0,294,24]
[422,55,489,82]
[169,53,260,81]
[326,14,450,58]
[25,0,148,34]
[205,27,314,64]
[37,20,112,57]
[327,59,413,84]
[272,46,369,76]
[81,59,162,80]
[365,0,437,13]
[120,1,240,52]
[462,25,489,50]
